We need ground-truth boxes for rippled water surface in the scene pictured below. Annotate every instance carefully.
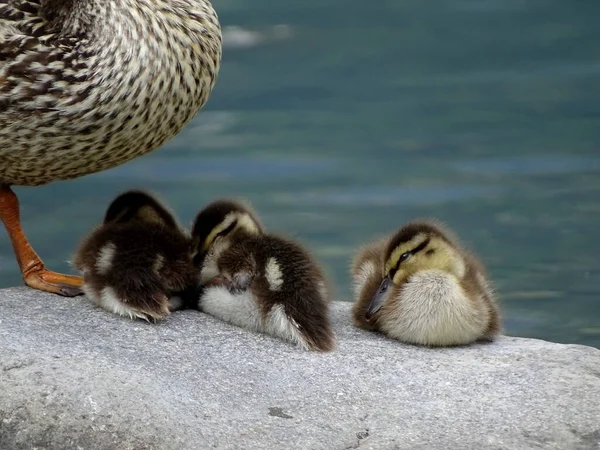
[1,0,599,347]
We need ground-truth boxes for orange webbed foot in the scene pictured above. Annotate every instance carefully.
[1,185,84,297]
[23,265,84,297]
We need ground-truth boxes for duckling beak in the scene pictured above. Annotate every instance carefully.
[365,276,391,321]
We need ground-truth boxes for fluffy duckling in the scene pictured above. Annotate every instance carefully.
[351,220,501,347]
[73,190,198,321]
[191,199,335,352]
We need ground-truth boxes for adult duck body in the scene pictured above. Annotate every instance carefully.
[0,0,222,296]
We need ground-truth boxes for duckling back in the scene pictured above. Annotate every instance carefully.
[73,191,197,321]
[200,234,335,352]
[191,198,335,351]
[197,232,334,351]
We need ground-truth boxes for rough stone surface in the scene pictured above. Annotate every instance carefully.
[1,286,599,450]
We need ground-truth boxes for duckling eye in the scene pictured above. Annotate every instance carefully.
[399,252,410,263]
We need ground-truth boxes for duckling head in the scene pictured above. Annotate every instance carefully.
[103,190,179,229]
[365,220,466,321]
[190,199,263,267]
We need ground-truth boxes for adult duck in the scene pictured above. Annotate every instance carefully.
[0,0,222,296]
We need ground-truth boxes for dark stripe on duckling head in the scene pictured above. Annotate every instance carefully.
[215,219,238,239]
[411,238,430,255]
[192,199,247,241]
[391,237,431,273]
[387,222,438,251]
[103,190,177,229]
[385,220,454,261]
[191,199,263,251]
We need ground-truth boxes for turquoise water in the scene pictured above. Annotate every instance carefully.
[1,0,599,347]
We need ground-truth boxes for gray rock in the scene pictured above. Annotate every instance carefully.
[1,286,599,450]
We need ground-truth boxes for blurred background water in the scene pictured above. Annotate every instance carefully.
[1,0,599,347]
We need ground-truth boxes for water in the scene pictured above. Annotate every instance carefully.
[1,0,599,347]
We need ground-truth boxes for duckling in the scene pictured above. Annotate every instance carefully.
[191,199,335,352]
[72,190,198,321]
[351,220,501,347]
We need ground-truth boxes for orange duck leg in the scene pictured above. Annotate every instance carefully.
[0,185,83,297]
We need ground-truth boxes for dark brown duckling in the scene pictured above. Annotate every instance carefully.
[72,190,198,321]
[191,199,335,351]
[351,220,501,347]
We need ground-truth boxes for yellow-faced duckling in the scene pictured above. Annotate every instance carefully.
[351,220,501,347]
[191,199,335,352]
[72,190,198,321]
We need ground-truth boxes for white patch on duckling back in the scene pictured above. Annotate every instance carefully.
[353,261,376,298]
[379,269,489,347]
[97,286,148,321]
[200,286,262,332]
[264,304,309,350]
[95,243,116,275]
[265,257,283,291]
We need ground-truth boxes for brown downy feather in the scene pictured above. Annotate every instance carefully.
[350,238,388,331]
[191,199,335,352]
[73,190,198,321]
[218,234,335,352]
